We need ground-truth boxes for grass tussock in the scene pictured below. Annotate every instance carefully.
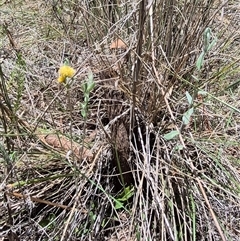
[0,0,240,240]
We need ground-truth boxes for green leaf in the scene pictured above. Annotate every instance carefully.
[196,51,205,71]
[86,81,95,93]
[164,130,179,140]
[207,37,217,52]
[81,103,87,109]
[117,186,134,202]
[114,186,134,210]
[64,58,69,66]
[115,199,124,210]
[81,82,88,92]
[174,145,184,151]
[198,90,207,95]
[123,187,134,200]
[84,95,89,103]
[203,27,211,52]
[81,109,87,118]
[88,72,94,82]
[182,107,194,125]
[186,91,193,105]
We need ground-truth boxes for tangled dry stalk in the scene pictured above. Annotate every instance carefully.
[0,1,240,240]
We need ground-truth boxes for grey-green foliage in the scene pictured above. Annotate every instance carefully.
[182,91,194,126]
[114,186,134,210]
[81,72,95,119]
[163,130,180,140]
[196,27,217,71]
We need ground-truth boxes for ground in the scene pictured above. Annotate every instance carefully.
[0,1,240,241]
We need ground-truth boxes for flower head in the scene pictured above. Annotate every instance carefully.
[57,65,76,83]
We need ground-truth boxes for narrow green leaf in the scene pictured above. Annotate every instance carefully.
[174,145,184,151]
[196,52,205,71]
[198,90,207,95]
[115,200,124,210]
[186,91,193,105]
[117,186,134,202]
[81,103,87,109]
[164,130,179,140]
[86,81,95,92]
[81,82,87,92]
[203,27,211,52]
[81,109,87,118]
[182,107,194,125]
[64,58,69,65]
[88,72,94,82]
[207,37,217,52]
[84,95,89,103]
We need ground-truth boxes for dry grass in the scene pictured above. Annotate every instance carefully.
[0,0,240,240]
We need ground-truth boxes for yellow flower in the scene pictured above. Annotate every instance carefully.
[58,65,75,83]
